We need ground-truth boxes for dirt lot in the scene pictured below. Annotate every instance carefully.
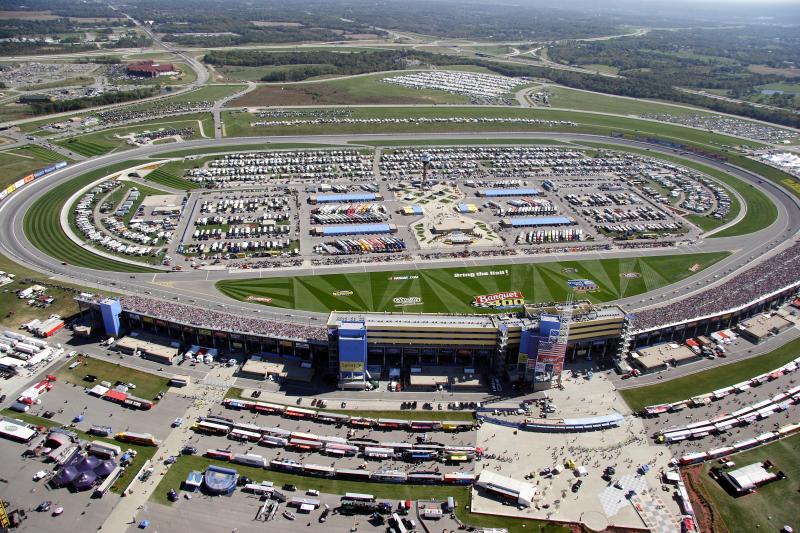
[747,64,800,77]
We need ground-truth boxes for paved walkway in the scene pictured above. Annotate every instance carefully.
[98,367,236,532]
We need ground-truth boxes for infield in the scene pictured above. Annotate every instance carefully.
[217,252,729,314]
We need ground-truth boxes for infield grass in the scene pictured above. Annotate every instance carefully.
[619,337,800,412]
[217,252,729,314]
[23,160,159,272]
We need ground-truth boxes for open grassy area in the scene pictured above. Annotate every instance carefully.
[0,145,71,189]
[546,86,708,117]
[221,106,760,152]
[0,251,108,328]
[150,455,568,532]
[23,160,159,272]
[56,355,171,401]
[138,84,247,106]
[229,71,472,107]
[575,141,779,236]
[619,337,800,412]
[217,252,728,314]
[0,409,157,494]
[695,432,800,532]
[143,166,199,190]
[57,113,214,157]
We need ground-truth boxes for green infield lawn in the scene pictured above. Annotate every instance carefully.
[217,252,729,314]
[57,113,214,157]
[56,355,171,401]
[23,160,159,272]
[0,409,156,494]
[151,456,568,532]
[0,145,71,189]
[696,432,800,532]
[619,337,800,412]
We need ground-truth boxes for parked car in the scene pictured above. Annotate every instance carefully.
[283,510,296,521]
[181,446,197,455]
[36,501,51,512]
[172,418,183,427]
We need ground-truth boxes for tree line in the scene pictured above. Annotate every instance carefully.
[29,88,158,115]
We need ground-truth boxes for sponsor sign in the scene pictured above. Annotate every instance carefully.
[340,361,364,372]
[567,279,598,292]
[246,296,273,303]
[388,275,419,281]
[332,290,353,296]
[393,296,423,307]
[619,272,641,279]
[472,291,524,309]
[454,269,508,279]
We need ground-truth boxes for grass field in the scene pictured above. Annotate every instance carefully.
[1,409,156,494]
[137,84,246,107]
[150,455,568,532]
[0,145,71,189]
[575,141,779,236]
[143,166,200,190]
[221,106,760,152]
[23,160,159,272]
[57,113,214,157]
[151,142,338,159]
[619,337,800,412]
[56,355,170,401]
[546,86,708,117]
[217,252,728,314]
[695,432,800,531]
[229,71,472,107]
[0,252,108,328]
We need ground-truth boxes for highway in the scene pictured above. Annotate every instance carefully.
[0,131,798,326]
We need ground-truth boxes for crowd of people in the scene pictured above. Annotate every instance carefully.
[630,241,800,331]
[118,295,328,341]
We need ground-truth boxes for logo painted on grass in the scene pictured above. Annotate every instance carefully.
[393,296,423,307]
[388,275,419,281]
[619,273,642,279]
[246,296,273,303]
[332,290,353,296]
[561,267,578,274]
[688,263,701,272]
[472,291,524,309]
[567,279,598,293]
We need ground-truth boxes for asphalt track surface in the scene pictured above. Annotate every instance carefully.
[1,132,798,326]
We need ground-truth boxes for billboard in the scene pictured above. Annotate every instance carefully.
[472,290,524,309]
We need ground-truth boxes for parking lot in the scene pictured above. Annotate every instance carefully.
[0,436,119,532]
[78,144,732,270]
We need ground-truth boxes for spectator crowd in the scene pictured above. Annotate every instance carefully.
[631,241,800,331]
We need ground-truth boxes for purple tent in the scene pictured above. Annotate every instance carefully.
[72,471,97,491]
[51,466,79,488]
[95,460,116,477]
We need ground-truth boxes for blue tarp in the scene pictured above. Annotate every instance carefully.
[509,216,573,227]
[315,193,378,203]
[321,223,392,236]
[409,205,424,215]
[479,188,540,197]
